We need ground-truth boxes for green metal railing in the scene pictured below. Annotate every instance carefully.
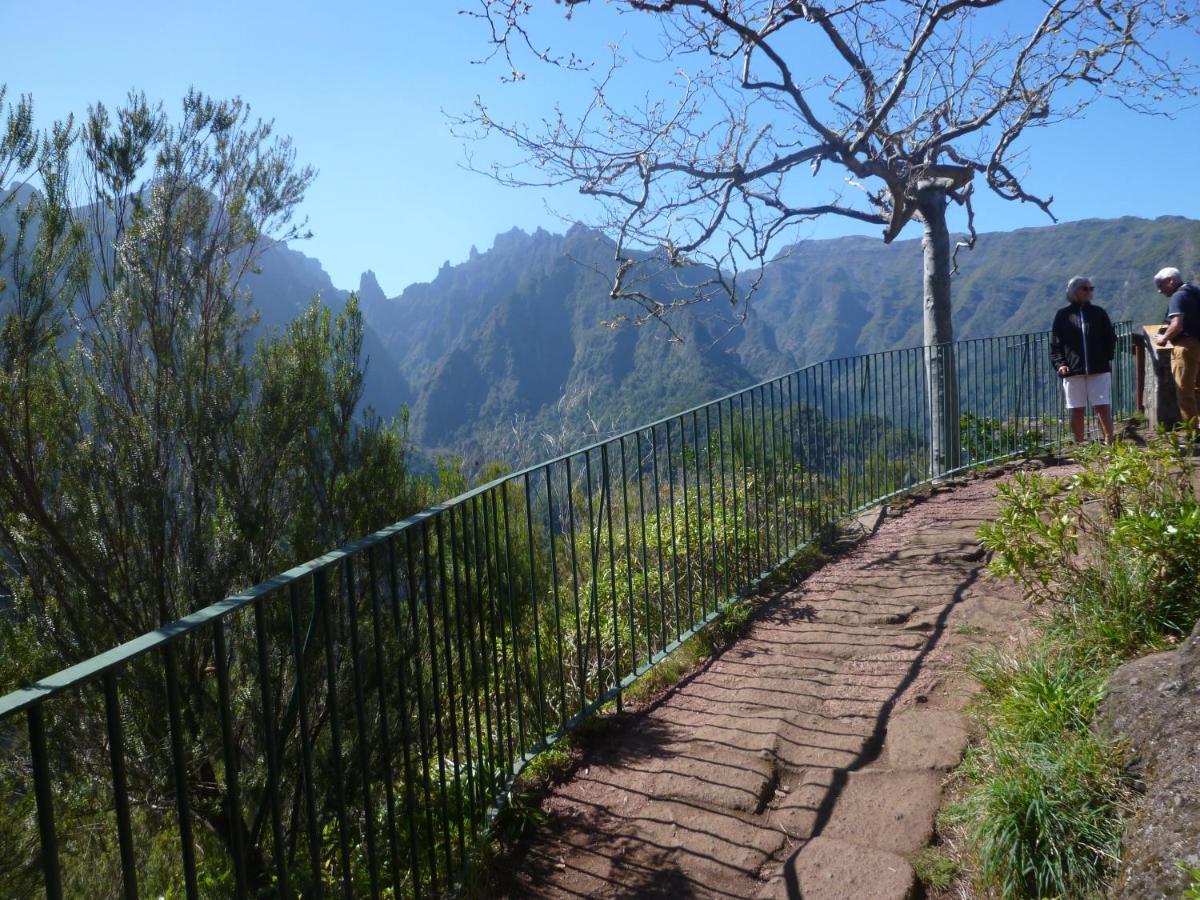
[0,324,1135,898]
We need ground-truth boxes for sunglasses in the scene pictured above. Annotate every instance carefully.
[1079,286,1095,292]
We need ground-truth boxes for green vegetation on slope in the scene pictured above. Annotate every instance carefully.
[946,435,1200,898]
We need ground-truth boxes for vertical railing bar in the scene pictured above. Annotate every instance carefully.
[664,418,682,640]
[342,557,382,898]
[847,358,855,507]
[667,417,686,643]
[28,705,63,900]
[522,472,549,743]
[979,340,988,460]
[584,449,603,706]
[635,429,654,661]
[472,495,499,785]
[650,424,668,652]
[890,349,898,487]
[163,643,199,900]
[872,354,881,498]
[384,538,422,899]
[825,362,835,520]
[784,373,799,550]
[818,363,828,530]
[801,369,811,538]
[252,600,291,898]
[466,496,498,806]
[101,671,139,900]
[419,518,455,887]
[847,358,857,507]
[831,358,841,515]
[287,581,325,899]
[864,357,872,503]
[211,621,248,899]
[747,388,762,576]
[446,508,479,844]
[499,486,527,757]
[849,357,859,511]
[563,458,585,720]
[492,489,520,763]
[601,443,622,708]
[773,379,787,556]
[782,374,801,549]
[889,352,897,487]
[679,415,695,628]
[366,547,404,898]
[433,514,467,873]
[405,528,440,897]
[977,338,985,460]
[757,385,769,571]
[894,349,903,487]
[765,382,779,564]
[705,405,722,610]
[315,566,355,897]
[691,409,707,620]
[867,355,875,497]
[543,465,569,727]
[768,380,782,562]
[619,435,638,674]
[724,398,734,595]
[990,338,999,457]
[854,357,862,507]
[1005,336,1013,455]
[875,352,884,487]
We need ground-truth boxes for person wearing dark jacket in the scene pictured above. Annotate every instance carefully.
[1050,276,1117,443]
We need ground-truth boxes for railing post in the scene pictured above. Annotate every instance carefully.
[28,705,62,900]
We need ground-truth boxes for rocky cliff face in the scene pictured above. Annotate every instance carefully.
[1096,618,1200,899]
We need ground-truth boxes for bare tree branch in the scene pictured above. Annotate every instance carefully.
[459,0,1198,327]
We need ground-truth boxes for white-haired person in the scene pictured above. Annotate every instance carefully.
[1152,266,1200,423]
[1049,276,1116,443]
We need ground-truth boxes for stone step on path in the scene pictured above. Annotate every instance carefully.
[506,470,1046,899]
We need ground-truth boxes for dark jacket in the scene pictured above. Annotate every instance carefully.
[1049,302,1116,376]
[1166,282,1200,340]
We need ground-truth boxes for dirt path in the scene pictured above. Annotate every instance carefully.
[502,464,1062,899]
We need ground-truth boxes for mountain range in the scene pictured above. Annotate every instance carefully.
[5,187,1198,466]
[272,215,1198,463]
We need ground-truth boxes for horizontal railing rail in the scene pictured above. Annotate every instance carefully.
[0,323,1136,898]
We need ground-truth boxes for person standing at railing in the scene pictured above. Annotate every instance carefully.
[1050,276,1117,444]
[1152,267,1200,424]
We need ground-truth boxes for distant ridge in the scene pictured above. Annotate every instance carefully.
[355,215,1199,460]
[7,185,1197,464]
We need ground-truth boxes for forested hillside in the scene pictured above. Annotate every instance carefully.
[742,215,1200,368]
[8,179,1196,466]
[359,215,1200,462]
[362,226,753,460]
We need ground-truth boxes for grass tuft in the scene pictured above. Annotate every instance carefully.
[910,846,961,891]
[958,434,1200,898]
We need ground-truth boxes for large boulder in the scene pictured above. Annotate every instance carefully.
[1096,619,1200,899]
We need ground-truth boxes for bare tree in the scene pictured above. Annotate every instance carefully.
[459,0,1196,474]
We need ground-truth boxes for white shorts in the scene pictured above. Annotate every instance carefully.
[1062,372,1111,409]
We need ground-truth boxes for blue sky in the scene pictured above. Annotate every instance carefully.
[5,0,1195,296]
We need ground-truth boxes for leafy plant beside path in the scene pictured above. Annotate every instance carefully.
[948,434,1200,898]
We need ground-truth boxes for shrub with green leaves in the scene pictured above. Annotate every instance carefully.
[960,435,1200,898]
[958,731,1128,899]
[980,435,1200,652]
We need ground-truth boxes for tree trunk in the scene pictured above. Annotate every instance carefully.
[916,185,961,478]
